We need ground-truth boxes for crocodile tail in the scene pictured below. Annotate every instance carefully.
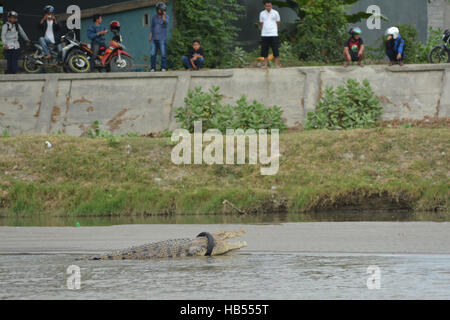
[197,232,215,256]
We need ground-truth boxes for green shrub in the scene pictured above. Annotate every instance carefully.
[275,0,371,63]
[175,86,288,133]
[306,79,382,130]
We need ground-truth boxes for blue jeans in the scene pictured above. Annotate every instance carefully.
[182,56,205,70]
[151,40,167,70]
[39,37,62,57]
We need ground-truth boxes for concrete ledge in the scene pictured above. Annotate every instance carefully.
[0,64,449,136]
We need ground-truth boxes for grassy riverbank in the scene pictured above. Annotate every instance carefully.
[0,128,448,218]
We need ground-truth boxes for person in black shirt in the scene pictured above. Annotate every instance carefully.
[344,27,365,67]
[182,40,205,71]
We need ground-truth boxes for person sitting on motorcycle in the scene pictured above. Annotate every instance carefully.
[344,27,365,67]
[39,5,62,60]
[1,11,31,74]
[87,14,108,72]
[385,27,405,66]
[110,21,122,43]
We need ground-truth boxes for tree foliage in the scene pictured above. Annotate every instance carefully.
[272,0,372,63]
[168,0,244,69]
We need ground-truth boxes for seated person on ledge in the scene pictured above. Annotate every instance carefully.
[182,40,205,71]
[385,27,405,66]
[344,27,364,67]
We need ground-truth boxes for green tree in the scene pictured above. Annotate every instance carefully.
[168,0,244,69]
[273,0,371,63]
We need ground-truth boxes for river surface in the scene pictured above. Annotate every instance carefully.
[1,252,450,300]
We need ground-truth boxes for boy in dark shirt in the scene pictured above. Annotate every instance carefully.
[182,40,205,71]
[344,27,365,67]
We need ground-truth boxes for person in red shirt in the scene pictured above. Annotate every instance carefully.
[344,27,365,67]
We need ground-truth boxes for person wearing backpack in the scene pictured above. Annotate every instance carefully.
[1,11,31,74]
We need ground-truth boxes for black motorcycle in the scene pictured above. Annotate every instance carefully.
[23,31,91,73]
[429,29,450,64]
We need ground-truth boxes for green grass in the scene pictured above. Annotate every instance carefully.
[0,128,448,218]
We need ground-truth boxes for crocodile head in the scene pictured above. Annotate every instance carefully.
[210,229,247,256]
[190,229,247,257]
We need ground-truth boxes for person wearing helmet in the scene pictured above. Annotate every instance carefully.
[385,27,405,66]
[148,2,169,72]
[88,14,108,72]
[110,21,122,43]
[39,5,62,60]
[1,11,31,74]
[344,27,365,67]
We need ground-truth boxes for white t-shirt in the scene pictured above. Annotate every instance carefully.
[45,19,55,44]
[260,9,281,37]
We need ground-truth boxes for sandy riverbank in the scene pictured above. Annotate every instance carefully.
[1,222,450,255]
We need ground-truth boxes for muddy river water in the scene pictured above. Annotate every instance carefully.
[1,219,449,300]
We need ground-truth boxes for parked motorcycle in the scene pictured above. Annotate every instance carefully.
[429,29,450,64]
[23,31,90,73]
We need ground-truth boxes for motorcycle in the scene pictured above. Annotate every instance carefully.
[429,29,450,64]
[81,33,133,72]
[23,31,91,73]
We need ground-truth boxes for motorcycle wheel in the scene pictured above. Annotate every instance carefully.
[67,51,91,73]
[429,46,450,64]
[109,55,133,72]
[23,55,42,73]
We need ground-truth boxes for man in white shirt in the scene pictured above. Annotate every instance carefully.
[259,1,281,68]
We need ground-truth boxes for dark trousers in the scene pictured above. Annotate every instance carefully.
[5,49,20,74]
[386,40,404,62]
[261,36,279,58]
[91,42,104,71]
[182,56,205,69]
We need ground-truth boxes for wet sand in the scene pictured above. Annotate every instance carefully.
[1,222,450,255]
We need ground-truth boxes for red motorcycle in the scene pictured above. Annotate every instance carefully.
[81,21,133,72]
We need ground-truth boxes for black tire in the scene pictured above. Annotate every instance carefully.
[429,46,450,64]
[67,51,91,73]
[109,55,133,72]
[23,55,42,73]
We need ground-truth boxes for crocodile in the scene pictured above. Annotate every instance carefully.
[92,229,247,260]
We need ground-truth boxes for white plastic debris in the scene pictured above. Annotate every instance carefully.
[45,141,52,149]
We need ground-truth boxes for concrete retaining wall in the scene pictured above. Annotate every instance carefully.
[0,64,449,136]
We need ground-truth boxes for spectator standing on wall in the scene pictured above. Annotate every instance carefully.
[149,2,169,72]
[259,1,281,68]
[87,14,108,72]
[1,11,30,74]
